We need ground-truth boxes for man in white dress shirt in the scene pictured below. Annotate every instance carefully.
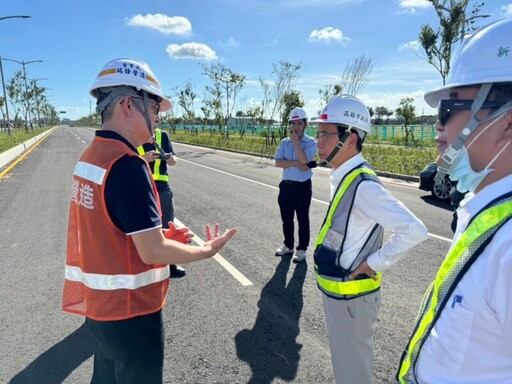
[397,18,512,384]
[312,95,428,384]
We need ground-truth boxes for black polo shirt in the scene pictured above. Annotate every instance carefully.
[97,131,162,234]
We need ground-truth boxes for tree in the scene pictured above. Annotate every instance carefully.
[341,52,374,96]
[0,96,5,121]
[173,81,197,126]
[201,63,246,128]
[374,106,394,125]
[419,0,489,84]
[259,60,302,130]
[29,79,48,126]
[318,84,343,110]
[395,97,417,144]
[7,71,25,127]
[246,104,264,126]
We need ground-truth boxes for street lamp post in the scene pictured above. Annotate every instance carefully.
[2,58,43,131]
[0,56,9,133]
[0,15,30,22]
[0,15,30,135]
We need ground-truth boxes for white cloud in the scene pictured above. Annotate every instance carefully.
[501,4,512,16]
[288,0,359,6]
[166,43,218,60]
[127,14,191,35]
[399,40,421,50]
[398,0,431,8]
[359,90,435,115]
[309,27,349,42]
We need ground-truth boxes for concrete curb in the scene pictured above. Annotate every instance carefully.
[0,127,57,170]
[174,141,420,183]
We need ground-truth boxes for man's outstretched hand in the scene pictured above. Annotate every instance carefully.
[163,222,194,244]
[203,223,238,254]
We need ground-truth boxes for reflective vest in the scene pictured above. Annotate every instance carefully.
[397,193,512,383]
[137,128,169,182]
[314,163,384,300]
[62,136,169,321]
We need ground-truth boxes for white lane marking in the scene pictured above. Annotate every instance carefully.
[178,157,328,205]
[178,157,453,244]
[174,218,253,287]
[428,233,452,243]
[70,128,87,144]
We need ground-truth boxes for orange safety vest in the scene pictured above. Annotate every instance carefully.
[62,136,169,321]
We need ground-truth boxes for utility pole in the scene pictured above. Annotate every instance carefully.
[0,15,31,134]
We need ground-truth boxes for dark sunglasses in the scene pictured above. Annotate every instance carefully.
[438,99,504,125]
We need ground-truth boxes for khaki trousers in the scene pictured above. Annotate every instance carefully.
[322,290,381,384]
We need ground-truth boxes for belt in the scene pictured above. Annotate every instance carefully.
[282,179,310,185]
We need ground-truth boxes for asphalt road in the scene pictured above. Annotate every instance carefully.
[0,126,454,384]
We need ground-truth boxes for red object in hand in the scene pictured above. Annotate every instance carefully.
[163,222,191,244]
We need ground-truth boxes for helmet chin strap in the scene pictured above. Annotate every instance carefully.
[318,131,350,166]
[131,90,154,137]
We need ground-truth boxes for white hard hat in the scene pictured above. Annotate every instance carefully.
[425,18,512,107]
[311,94,370,134]
[89,57,171,112]
[289,107,307,121]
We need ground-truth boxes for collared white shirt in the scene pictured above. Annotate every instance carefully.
[329,153,428,271]
[416,174,512,384]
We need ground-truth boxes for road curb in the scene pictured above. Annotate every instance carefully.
[174,141,420,183]
[0,127,57,170]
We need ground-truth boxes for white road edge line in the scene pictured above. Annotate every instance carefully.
[174,218,253,287]
[178,157,328,205]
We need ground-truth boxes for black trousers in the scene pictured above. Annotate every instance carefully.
[157,184,175,229]
[277,179,312,251]
[85,310,164,384]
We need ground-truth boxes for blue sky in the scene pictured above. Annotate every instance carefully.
[2,0,512,121]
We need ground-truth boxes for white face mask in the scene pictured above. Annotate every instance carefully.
[449,114,510,193]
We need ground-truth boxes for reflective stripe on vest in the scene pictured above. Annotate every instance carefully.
[314,164,383,300]
[65,265,170,290]
[397,195,512,383]
[137,129,169,182]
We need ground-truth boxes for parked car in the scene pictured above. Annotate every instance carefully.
[419,163,456,202]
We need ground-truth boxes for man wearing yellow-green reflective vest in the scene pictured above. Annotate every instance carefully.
[397,18,512,384]
[138,128,186,278]
[312,95,428,384]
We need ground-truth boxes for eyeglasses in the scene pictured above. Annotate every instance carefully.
[316,131,340,140]
[289,121,304,127]
[132,96,161,115]
[438,99,504,126]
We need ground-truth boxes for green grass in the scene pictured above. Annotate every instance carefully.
[0,126,53,152]
[168,129,437,176]
[0,126,437,177]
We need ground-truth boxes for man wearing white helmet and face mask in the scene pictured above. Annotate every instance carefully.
[274,107,318,262]
[312,95,427,384]
[62,58,237,383]
[398,18,512,384]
